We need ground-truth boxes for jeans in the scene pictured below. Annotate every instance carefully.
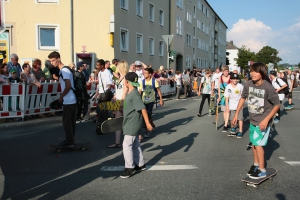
[62,103,77,144]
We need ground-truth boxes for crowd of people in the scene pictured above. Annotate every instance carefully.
[1,52,299,179]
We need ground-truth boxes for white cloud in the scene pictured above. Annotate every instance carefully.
[227,18,300,64]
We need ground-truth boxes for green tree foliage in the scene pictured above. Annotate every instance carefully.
[298,62,300,67]
[234,45,256,69]
[256,46,282,66]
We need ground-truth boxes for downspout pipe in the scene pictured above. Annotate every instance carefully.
[70,0,74,62]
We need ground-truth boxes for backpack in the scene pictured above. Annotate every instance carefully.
[142,78,157,99]
[275,78,289,95]
[60,66,89,101]
[292,74,298,88]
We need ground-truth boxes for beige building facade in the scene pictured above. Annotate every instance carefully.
[3,0,225,73]
[3,0,169,73]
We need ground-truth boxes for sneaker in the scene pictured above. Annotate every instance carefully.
[135,164,146,172]
[236,132,242,138]
[249,169,267,179]
[222,126,229,132]
[58,141,74,148]
[76,119,81,123]
[247,164,259,176]
[227,132,232,137]
[120,168,136,178]
[274,118,279,123]
[230,127,236,133]
[197,113,201,117]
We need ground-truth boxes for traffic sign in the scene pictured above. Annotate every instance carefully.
[162,35,174,45]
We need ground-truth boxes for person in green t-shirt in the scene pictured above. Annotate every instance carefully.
[120,72,153,179]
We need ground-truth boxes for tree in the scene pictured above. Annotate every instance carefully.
[234,45,256,69]
[298,62,300,68]
[256,46,282,66]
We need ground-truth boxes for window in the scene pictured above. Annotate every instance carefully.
[187,10,192,23]
[149,37,154,55]
[36,0,58,3]
[159,41,164,56]
[193,26,196,38]
[193,6,196,18]
[176,17,182,35]
[159,9,164,26]
[120,28,129,52]
[197,38,201,49]
[149,3,154,22]
[37,25,60,50]
[202,22,205,32]
[120,0,128,10]
[136,33,143,53]
[197,58,201,68]
[193,48,195,60]
[186,56,191,68]
[176,0,183,9]
[197,0,201,10]
[197,20,201,30]
[186,33,191,46]
[136,0,143,17]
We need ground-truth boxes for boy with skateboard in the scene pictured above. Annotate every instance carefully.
[120,72,153,178]
[232,63,280,179]
[224,73,244,138]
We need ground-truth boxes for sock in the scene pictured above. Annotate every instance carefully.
[254,163,259,166]
[260,168,266,172]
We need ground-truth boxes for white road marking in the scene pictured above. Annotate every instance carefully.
[100,165,198,171]
[279,157,286,160]
[285,161,300,166]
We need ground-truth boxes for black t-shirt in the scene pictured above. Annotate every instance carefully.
[50,67,60,79]
[8,77,21,83]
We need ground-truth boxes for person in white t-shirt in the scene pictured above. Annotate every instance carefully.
[197,69,213,116]
[94,59,113,134]
[224,73,244,138]
[269,71,288,123]
[134,60,145,83]
[48,51,77,147]
[175,71,182,99]
[212,67,222,103]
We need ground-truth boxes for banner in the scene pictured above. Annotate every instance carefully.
[0,32,9,64]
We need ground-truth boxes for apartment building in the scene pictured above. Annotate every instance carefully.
[3,0,169,73]
[2,0,226,72]
[170,0,227,71]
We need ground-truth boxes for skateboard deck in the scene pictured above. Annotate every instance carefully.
[284,107,293,111]
[98,100,122,111]
[49,142,91,152]
[208,95,215,116]
[241,168,277,189]
[101,116,123,133]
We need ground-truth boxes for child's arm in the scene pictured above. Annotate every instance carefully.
[232,97,246,127]
[141,108,153,131]
[259,105,280,130]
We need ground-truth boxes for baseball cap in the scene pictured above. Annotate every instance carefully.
[269,71,277,76]
[125,72,140,87]
[230,73,239,79]
[10,68,17,74]
[135,60,141,66]
[76,61,84,69]
[288,67,294,71]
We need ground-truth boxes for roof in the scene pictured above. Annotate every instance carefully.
[226,41,238,50]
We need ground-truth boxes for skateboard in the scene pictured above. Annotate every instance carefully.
[98,100,122,111]
[49,142,91,152]
[284,106,293,111]
[241,168,277,189]
[101,116,123,133]
[49,99,62,110]
[208,95,215,116]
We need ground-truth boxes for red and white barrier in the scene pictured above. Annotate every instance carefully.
[0,79,174,120]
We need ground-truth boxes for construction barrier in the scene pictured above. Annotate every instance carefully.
[0,78,174,120]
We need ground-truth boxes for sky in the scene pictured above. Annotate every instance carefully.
[207,0,300,64]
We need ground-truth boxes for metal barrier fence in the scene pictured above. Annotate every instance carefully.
[0,79,175,120]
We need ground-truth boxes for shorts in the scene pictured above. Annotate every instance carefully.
[221,105,226,112]
[249,124,270,146]
[286,92,292,99]
[230,110,243,121]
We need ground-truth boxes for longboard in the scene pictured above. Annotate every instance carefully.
[98,100,122,111]
[101,116,123,133]
[49,142,91,152]
[208,95,215,116]
[241,168,277,189]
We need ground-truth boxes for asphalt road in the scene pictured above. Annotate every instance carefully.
[0,90,300,199]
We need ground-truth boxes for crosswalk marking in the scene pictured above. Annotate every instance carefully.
[100,165,198,171]
[285,161,300,166]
